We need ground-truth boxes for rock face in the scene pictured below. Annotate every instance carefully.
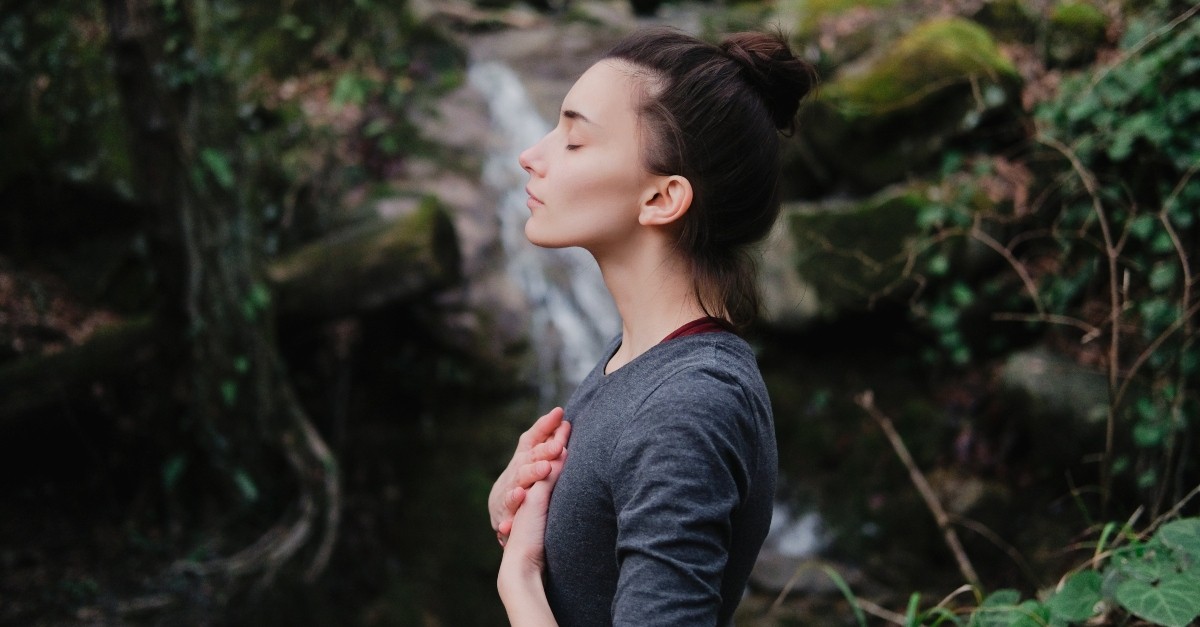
[789,17,1024,195]
[1000,346,1110,426]
[268,197,461,317]
[760,185,927,327]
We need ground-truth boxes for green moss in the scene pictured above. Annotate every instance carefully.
[1050,2,1108,39]
[829,17,1018,116]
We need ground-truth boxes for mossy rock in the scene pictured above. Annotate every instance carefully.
[779,186,926,320]
[790,17,1024,194]
[970,0,1039,43]
[268,195,461,317]
[1045,2,1109,68]
[831,17,1018,115]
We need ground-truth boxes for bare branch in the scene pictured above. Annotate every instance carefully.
[855,391,982,588]
[969,216,1045,315]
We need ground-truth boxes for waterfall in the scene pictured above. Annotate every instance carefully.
[468,61,620,404]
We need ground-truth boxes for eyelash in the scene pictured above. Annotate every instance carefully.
[566,144,581,151]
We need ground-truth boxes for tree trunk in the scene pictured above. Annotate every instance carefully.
[102,0,339,584]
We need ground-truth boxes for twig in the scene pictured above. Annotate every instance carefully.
[855,390,982,588]
[1038,134,1123,515]
[855,596,909,625]
[970,217,1045,315]
[1144,482,1200,537]
[951,515,1042,587]
[990,312,1100,340]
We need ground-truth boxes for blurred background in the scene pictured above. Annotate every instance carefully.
[1,0,1197,624]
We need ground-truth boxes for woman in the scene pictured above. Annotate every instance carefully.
[488,27,817,626]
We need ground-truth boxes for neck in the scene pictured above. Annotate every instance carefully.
[593,237,709,374]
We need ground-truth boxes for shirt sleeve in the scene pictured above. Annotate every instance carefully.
[607,369,754,627]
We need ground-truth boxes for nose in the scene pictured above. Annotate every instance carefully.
[518,146,535,174]
[518,137,543,175]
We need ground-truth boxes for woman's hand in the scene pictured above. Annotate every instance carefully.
[497,451,564,626]
[489,407,571,544]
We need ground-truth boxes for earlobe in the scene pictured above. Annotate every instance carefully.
[638,175,693,227]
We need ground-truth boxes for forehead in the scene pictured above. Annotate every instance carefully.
[562,60,643,125]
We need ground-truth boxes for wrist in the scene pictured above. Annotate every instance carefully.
[497,560,555,626]
[497,553,542,595]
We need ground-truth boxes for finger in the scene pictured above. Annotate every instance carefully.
[551,420,572,449]
[515,460,551,489]
[529,439,564,463]
[523,459,565,509]
[518,407,564,449]
[498,519,512,536]
[503,485,527,512]
[545,450,566,489]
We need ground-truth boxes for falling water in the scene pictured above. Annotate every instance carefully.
[468,61,621,404]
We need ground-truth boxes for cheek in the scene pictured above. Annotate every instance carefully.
[570,159,645,207]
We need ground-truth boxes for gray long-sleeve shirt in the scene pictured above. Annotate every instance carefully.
[543,331,777,626]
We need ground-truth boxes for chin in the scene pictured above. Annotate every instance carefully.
[524,222,570,249]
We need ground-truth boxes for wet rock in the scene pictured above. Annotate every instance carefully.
[999,346,1109,426]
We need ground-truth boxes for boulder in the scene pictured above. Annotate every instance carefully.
[789,17,1025,195]
[1000,346,1110,426]
[267,196,461,317]
[970,0,1039,43]
[1045,2,1109,68]
[760,185,926,327]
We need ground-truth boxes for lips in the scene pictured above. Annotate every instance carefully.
[525,187,544,209]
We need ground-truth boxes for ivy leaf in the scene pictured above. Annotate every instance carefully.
[1157,518,1200,560]
[1115,572,1200,627]
[1047,570,1102,621]
[969,589,1021,627]
[1127,214,1156,241]
[1149,263,1178,293]
[232,468,259,503]
[199,147,235,190]
[220,379,237,407]
[162,454,187,492]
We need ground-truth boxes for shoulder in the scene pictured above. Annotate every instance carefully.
[639,333,767,418]
[607,333,771,455]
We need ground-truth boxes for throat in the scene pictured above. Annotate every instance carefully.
[604,316,733,375]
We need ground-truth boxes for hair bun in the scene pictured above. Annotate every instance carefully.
[720,32,818,133]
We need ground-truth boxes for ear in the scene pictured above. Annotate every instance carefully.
[638,175,693,227]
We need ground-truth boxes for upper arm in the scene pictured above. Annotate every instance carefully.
[608,373,753,626]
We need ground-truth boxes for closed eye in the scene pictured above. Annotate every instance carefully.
[566,144,581,151]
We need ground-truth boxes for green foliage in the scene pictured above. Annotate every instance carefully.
[0,0,133,194]
[907,0,1199,510]
[830,517,1200,626]
[1033,0,1200,504]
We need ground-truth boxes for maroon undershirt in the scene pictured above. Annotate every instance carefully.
[660,316,736,343]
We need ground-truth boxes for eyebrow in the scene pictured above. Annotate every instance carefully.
[562,109,598,127]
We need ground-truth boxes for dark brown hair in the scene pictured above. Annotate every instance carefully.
[604,28,817,328]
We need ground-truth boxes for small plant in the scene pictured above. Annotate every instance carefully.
[964,516,1200,627]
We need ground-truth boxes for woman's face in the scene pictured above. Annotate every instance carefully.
[518,60,655,256]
